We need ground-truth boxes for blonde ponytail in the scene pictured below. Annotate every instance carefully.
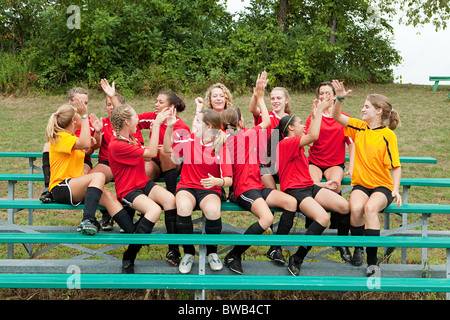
[45,104,76,145]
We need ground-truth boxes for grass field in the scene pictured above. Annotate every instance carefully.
[0,83,449,300]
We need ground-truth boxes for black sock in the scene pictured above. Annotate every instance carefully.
[365,229,380,265]
[83,187,102,221]
[232,221,265,256]
[276,210,296,235]
[350,225,365,250]
[162,169,178,194]
[113,208,136,233]
[295,221,326,260]
[165,209,178,252]
[205,217,222,255]
[42,152,50,188]
[123,217,155,261]
[337,213,350,236]
[176,215,195,255]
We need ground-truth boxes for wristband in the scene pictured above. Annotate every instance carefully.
[336,97,345,102]
[80,114,88,119]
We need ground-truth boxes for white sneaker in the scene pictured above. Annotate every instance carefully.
[179,254,194,274]
[207,253,223,271]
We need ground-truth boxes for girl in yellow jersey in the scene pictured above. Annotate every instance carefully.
[46,100,136,235]
[331,80,402,276]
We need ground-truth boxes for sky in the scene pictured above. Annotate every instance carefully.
[225,0,450,85]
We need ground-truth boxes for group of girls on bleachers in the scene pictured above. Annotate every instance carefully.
[44,72,401,277]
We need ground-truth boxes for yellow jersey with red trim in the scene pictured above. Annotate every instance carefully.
[49,132,85,191]
[344,118,400,191]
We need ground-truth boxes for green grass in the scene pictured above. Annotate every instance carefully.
[0,83,449,300]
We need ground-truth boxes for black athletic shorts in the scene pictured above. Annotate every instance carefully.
[284,184,322,208]
[121,180,157,207]
[351,185,393,211]
[51,178,82,206]
[309,162,345,174]
[176,187,221,205]
[236,188,273,211]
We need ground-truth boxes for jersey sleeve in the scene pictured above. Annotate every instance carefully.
[344,117,365,141]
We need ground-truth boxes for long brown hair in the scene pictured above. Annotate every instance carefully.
[366,94,401,130]
[220,107,242,135]
[199,109,227,155]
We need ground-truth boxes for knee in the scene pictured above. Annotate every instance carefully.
[317,213,330,227]
[259,214,274,230]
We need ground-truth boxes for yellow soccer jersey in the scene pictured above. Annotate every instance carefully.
[344,118,401,191]
[49,132,85,191]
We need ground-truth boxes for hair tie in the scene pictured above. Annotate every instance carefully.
[282,115,295,135]
[55,112,59,116]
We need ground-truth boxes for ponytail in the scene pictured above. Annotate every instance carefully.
[45,104,76,145]
[366,94,400,131]
[220,107,241,135]
[160,91,186,113]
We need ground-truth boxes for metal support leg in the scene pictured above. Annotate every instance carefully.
[195,214,206,300]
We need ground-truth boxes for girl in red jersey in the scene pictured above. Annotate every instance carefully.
[220,75,298,274]
[138,91,190,194]
[109,104,178,273]
[46,100,135,236]
[249,71,291,190]
[274,97,350,276]
[304,81,355,262]
[331,80,402,276]
[164,109,233,274]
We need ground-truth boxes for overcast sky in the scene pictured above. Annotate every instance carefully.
[225,0,450,85]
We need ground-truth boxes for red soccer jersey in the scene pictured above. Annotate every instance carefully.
[305,112,353,168]
[138,111,190,161]
[253,110,288,164]
[108,136,149,201]
[98,117,144,163]
[172,133,232,195]
[226,126,265,197]
[276,136,314,191]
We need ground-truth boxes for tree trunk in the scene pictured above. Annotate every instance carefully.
[278,0,289,33]
[328,15,337,44]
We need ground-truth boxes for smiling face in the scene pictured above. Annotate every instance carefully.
[361,99,382,124]
[125,108,139,135]
[155,94,171,113]
[270,89,289,113]
[209,88,226,112]
[317,85,335,103]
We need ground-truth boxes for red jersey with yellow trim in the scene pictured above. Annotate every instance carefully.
[108,136,149,201]
[276,136,314,191]
[172,133,232,195]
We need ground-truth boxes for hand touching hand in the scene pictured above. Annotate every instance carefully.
[101,78,115,98]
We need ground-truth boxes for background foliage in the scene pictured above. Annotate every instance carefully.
[1,0,446,96]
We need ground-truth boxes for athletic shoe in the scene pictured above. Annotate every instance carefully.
[39,188,53,203]
[122,260,135,274]
[166,249,181,266]
[287,255,303,276]
[366,264,380,277]
[179,254,194,274]
[266,246,286,265]
[336,246,352,263]
[77,219,98,235]
[351,247,365,266]
[100,216,114,231]
[224,251,243,275]
[207,253,223,271]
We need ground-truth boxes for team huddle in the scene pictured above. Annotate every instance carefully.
[42,72,402,277]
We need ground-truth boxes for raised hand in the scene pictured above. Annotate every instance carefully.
[253,72,268,99]
[331,80,352,99]
[154,107,173,126]
[73,99,87,117]
[89,113,103,132]
[101,78,115,98]
[194,97,204,112]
